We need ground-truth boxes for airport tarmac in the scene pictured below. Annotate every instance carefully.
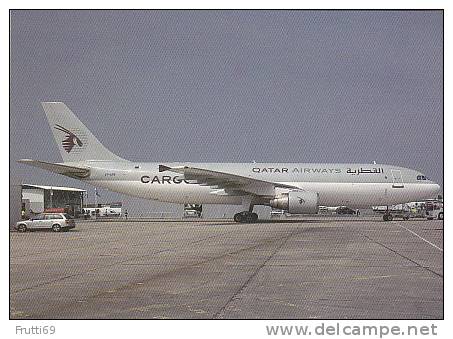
[10,217,443,319]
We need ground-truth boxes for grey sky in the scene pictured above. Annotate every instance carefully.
[10,10,443,214]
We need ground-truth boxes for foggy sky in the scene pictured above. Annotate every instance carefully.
[10,10,443,215]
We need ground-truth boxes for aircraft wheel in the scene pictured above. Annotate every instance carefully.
[251,212,258,223]
[383,214,388,221]
[244,212,258,223]
[234,213,244,223]
[387,214,393,221]
[438,212,443,220]
[234,212,258,223]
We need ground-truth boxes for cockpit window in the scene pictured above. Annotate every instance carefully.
[417,175,427,181]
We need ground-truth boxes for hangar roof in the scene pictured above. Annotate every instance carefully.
[22,184,86,192]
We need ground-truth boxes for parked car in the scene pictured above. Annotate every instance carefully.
[336,206,356,215]
[15,213,75,232]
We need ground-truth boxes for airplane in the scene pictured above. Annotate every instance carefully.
[18,102,441,223]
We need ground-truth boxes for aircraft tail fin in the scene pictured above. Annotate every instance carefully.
[41,102,126,162]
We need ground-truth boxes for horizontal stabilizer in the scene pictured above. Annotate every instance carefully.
[18,159,90,179]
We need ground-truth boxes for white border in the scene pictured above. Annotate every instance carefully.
[3,2,448,338]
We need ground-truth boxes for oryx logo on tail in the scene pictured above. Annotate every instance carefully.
[54,124,83,153]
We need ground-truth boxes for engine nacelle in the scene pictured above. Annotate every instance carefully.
[270,190,319,214]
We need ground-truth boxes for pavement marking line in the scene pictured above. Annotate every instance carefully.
[395,222,443,252]
[360,233,443,279]
[11,229,237,294]
[353,275,394,281]
[19,227,306,319]
[212,228,299,319]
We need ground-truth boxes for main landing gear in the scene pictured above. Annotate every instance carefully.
[234,211,258,223]
[234,196,258,223]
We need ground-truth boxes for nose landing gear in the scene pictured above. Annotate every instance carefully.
[233,211,259,223]
[383,205,393,222]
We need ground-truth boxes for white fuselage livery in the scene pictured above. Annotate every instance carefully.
[82,161,440,209]
[19,102,441,222]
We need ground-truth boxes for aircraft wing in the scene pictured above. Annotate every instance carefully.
[159,164,298,196]
[18,159,90,178]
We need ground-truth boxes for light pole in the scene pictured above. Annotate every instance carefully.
[94,188,97,220]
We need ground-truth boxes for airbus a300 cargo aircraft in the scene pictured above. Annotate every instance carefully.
[19,102,441,223]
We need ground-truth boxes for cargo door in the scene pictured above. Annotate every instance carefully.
[391,169,404,188]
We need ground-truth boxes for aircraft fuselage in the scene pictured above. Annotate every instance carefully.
[78,161,440,208]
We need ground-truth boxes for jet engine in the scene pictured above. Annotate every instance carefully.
[269,190,319,214]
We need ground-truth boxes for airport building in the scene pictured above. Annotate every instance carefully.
[12,184,86,222]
